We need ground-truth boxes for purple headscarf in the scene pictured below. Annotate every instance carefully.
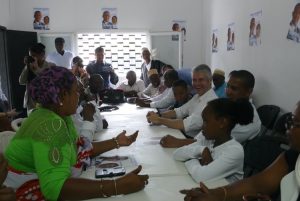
[29,66,76,106]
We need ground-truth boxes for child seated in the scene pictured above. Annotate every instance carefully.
[169,79,192,110]
[173,98,254,183]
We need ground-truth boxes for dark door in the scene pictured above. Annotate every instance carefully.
[0,26,10,111]
[6,30,37,111]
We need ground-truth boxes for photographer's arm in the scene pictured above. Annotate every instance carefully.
[19,65,29,85]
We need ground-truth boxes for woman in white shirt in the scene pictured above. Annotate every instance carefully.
[173,98,254,183]
[181,100,300,201]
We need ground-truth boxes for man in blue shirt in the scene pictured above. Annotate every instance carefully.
[213,69,227,98]
[86,47,119,89]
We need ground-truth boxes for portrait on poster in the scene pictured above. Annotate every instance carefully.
[227,23,235,51]
[212,29,218,53]
[171,20,187,41]
[287,1,300,43]
[33,8,50,30]
[249,10,262,47]
[101,8,118,29]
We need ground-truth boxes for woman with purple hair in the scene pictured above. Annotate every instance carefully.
[4,66,148,200]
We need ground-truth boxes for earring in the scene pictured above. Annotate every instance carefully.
[59,102,63,106]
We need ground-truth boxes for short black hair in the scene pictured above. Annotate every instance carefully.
[95,46,104,53]
[164,69,179,81]
[172,79,188,90]
[29,43,45,54]
[55,37,65,44]
[229,70,255,89]
[207,98,254,131]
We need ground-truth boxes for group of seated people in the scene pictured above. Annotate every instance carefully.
[0,39,299,201]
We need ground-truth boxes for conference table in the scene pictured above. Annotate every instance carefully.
[81,103,228,201]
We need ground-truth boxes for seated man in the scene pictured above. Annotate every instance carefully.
[138,69,165,98]
[147,64,217,138]
[159,69,261,148]
[86,46,118,89]
[213,68,227,98]
[168,79,192,110]
[117,71,145,97]
[136,69,179,109]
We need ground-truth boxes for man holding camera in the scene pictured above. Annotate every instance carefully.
[19,43,56,112]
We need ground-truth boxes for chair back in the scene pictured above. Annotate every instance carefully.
[257,105,280,135]
[0,131,15,153]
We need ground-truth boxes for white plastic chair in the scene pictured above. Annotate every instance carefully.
[11,118,26,132]
[0,131,15,153]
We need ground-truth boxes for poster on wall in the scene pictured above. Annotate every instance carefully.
[171,20,187,41]
[227,23,235,51]
[287,1,300,43]
[101,8,118,29]
[249,10,262,47]
[212,29,218,53]
[33,8,50,30]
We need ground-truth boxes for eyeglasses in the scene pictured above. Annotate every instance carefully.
[285,114,300,130]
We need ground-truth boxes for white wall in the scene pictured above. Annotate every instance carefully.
[0,0,10,28]
[8,0,204,68]
[203,0,300,112]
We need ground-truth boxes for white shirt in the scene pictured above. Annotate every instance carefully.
[146,60,151,71]
[117,79,145,93]
[231,103,261,143]
[47,51,73,69]
[174,89,217,137]
[150,87,175,109]
[173,133,244,183]
[72,101,104,142]
[139,82,164,98]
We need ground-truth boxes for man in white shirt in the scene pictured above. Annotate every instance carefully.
[138,69,165,98]
[159,69,261,148]
[147,64,217,138]
[46,37,73,69]
[117,71,145,97]
[136,69,178,109]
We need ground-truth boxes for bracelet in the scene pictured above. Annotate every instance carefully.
[113,178,118,196]
[99,179,110,198]
[113,137,120,149]
[221,187,227,201]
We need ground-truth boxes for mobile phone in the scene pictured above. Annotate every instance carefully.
[242,194,272,201]
[95,166,126,178]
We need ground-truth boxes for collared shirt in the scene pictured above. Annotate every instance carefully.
[287,24,300,43]
[145,61,151,71]
[150,87,175,109]
[173,133,244,183]
[174,89,217,137]
[102,21,113,29]
[138,82,165,98]
[117,79,145,93]
[231,103,261,143]
[46,51,73,69]
[86,61,119,89]
[214,82,227,98]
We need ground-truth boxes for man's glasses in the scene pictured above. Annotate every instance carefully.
[285,114,300,130]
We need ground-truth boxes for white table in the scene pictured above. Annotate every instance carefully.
[81,103,229,200]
